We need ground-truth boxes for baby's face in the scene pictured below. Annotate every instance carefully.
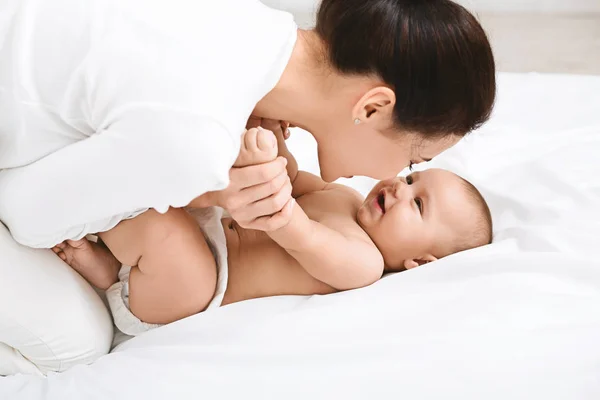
[357,169,475,270]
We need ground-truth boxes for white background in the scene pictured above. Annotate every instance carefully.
[261,0,600,13]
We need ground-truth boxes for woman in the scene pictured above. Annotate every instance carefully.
[0,0,495,374]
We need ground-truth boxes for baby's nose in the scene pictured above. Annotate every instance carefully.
[392,180,403,197]
[392,178,411,199]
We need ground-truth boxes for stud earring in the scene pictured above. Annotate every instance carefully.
[354,118,361,125]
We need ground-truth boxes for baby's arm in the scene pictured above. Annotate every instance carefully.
[268,203,384,290]
[263,123,384,290]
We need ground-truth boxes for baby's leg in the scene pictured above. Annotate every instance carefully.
[234,127,278,167]
[97,208,217,325]
[55,128,276,325]
[55,208,217,325]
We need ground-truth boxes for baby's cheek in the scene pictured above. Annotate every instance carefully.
[394,217,425,245]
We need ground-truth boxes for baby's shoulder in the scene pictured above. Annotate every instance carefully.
[299,183,363,211]
[324,183,364,202]
[299,184,365,225]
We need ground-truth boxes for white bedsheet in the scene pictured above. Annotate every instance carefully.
[1,72,599,399]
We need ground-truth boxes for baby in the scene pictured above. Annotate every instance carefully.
[53,126,492,335]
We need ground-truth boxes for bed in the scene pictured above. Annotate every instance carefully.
[1,72,599,399]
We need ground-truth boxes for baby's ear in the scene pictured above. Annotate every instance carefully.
[403,259,419,270]
[403,254,438,270]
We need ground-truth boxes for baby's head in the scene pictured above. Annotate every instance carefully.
[357,169,492,271]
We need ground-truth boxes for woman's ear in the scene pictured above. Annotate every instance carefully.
[403,254,438,270]
[352,86,396,125]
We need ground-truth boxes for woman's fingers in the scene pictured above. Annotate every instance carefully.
[229,157,287,189]
[220,170,288,211]
[244,198,295,232]
[218,135,294,229]
[228,175,292,225]
[239,170,289,206]
[240,177,292,221]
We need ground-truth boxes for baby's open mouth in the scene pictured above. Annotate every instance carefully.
[377,191,386,214]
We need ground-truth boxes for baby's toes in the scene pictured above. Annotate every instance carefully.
[234,127,278,167]
[66,238,91,250]
[51,246,68,262]
[234,128,256,167]
[54,248,67,262]
[52,243,68,261]
[250,128,277,164]
[244,127,260,152]
[256,128,277,153]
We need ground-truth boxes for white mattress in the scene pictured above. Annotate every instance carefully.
[2,72,599,399]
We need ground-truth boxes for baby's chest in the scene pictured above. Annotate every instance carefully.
[297,189,361,223]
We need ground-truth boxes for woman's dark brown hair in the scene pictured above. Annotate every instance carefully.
[316,0,496,138]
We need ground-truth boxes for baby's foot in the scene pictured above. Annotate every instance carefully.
[234,127,278,167]
[53,238,121,290]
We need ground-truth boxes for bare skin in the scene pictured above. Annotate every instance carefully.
[54,125,478,325]
[53,127,296,323]
[53,126,366,322]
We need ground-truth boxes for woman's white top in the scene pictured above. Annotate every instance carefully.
[0,0,297,247]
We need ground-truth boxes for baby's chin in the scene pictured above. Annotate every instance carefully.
[356,209,380,246]
[356,205,369,229]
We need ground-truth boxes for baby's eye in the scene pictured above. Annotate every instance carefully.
[415,198,423,214]
[406,175,413,185]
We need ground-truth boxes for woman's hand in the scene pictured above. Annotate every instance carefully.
[190,156,294,231]
[189,123,295,231]
[191,117,296,231]
[221,156,295,231]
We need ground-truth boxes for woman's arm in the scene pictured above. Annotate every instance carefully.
[0,108,236,248]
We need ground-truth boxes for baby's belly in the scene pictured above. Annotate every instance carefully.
[221,218,335,306]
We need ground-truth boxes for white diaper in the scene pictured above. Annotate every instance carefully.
[106,207,228,336]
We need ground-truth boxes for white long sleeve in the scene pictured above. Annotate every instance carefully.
[0,0,297,247]
[0,109,237,248]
